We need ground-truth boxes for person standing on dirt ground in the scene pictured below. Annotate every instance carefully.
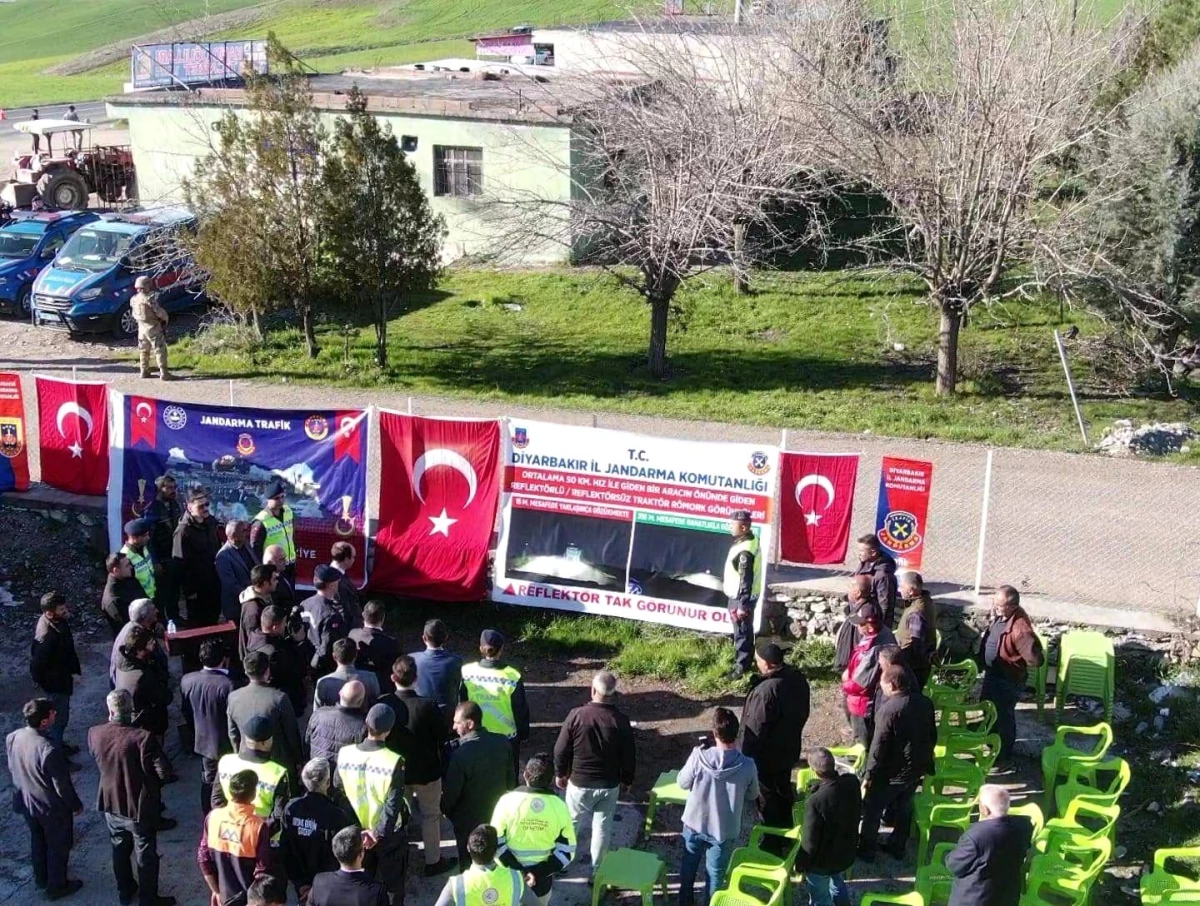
[62,106,82,152]
[29,590,82,763]
[724,510,760,680]
[30,108,40,154]
[132,275,172,381]
[461,629,530,783]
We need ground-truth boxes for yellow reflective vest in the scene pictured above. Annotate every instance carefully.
[254,505,296,563]
[491,788,576,869]
[449,862,525,906]
[121,543,156,600]
[462,663,521,738]
[723,535,761,600]
[216,752,287,819]
[337,742,403,831]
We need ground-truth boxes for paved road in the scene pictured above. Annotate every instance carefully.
[0,102,112,138]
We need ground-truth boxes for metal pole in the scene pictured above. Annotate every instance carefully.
[973,449,994,601]
[229,380,234,406]
[71,366,77,383]
[407,396,413,415]
[1053,329,1089,446]
[780,428,788,450]
[734,0,743,24]
[591,413,598,428]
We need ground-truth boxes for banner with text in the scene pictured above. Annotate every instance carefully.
[493,420,778,633]
[108,394,370,588]
[874,456,933,569]
[0,373,30,492]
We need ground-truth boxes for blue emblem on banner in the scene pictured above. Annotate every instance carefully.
[513,426,529,449]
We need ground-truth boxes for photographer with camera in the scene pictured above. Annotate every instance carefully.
[247,605,310,718]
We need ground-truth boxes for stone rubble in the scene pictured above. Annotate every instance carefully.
[1095,419,1197,457]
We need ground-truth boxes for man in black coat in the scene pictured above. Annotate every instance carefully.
[6,697,83,898]
[87,688,175,906]
[238,564,278,659]
[172,487,223,627]
[349,600,400,694]
[795,748,859,906]
[181,639,238,813]
[946,785,1034,906]
[854,534,899,628]
[738,643,810,844]
[248,604,309,717]
[301,565,355,675]
[282,759,357,905]
[215,520,256,622]
[443,701,516,868]
[859,664,937,860]
[144,473,183,623]
[115,625,173,737]
[102,553,143,637]
[30,590,82,756]
[309,826,390,906]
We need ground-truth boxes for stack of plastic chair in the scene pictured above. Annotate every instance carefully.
[1040,723,1113,816]
[727,824,803,874]
[713,861,792,906]
[862,893,926,906]
[927,659,978,707]
[1036,799,1119,853]
[1142,848,1200,905]
[1053,757,1130,820]
[1032,630,1052,714]
[1055,631,1114,724]
[1023,836,1111,906]
[916,841,957,906]
[1008,801,1046,840]
[934,733,1001,776]
[793,743,865,825]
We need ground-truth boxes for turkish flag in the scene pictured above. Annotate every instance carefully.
[779,452,859,565]
[36,376,109,495]
[372,412,501,600]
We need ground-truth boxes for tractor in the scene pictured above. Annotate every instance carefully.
[1,119,137,212]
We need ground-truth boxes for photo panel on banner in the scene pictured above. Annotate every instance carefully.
[493,419,778,633]
[107,393,370,588]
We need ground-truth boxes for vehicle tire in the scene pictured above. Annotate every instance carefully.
[112,304,138,340]
[16,286,31,320]
[37,171,89,211]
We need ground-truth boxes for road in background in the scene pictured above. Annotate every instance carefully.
[0,102,113,140]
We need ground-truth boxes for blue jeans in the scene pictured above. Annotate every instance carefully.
[679,826,735,906]
[981,670,1023,759]
[805,872,849,906]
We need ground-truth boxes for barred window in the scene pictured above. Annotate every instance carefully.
[434,146,483,197]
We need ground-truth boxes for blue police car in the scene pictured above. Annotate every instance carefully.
[0,211,99,319]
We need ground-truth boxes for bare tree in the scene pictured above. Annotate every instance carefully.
[773,0,1132,394]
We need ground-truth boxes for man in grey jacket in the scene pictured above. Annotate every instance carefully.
[677,707,760,906]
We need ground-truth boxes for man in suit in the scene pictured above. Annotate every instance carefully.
[308,826,390,906]
[227,650,303,782]
[410,619,462,729]
[946,784,1034,906]
[349,601,399,694]
[215,520,256,623]
[102,553,143,637]
[88,689,176,906]
[181,639,238,813]
[443,701,516,868]
[315,638,380,708]
[30,590,82,754]
[328,542,362,620]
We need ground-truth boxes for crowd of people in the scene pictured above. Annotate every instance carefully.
[10,480,1045,906]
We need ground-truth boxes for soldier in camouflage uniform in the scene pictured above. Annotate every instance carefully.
[131,275,171,380]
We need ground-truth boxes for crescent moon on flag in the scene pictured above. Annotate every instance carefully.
[795,473,836,510]
[56,401,94,439]
[135,402,152,420]
[413,448,478,506]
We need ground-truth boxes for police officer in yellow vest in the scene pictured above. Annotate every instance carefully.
[121,518,157,601]
[461,629,530,784]
[434,825,541,906]
[251,479,296,585]
[492,754,576,906]
[337,704,409,904]
[211,715,290,838]
[725,510,762,680]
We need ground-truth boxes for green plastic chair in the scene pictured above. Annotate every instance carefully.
[1025,836,1111,906]
[916,798,976,867]
[1055,631,1114,724]
[1040,723,1113,816]
[916,841,959,906]
[727,824,803,874]
[861,893,926,906]
[1008,801,1045,839]
[928,659,978,707]
[1053,756,1130,818]
[592,849,669,906]
[720,861,791,906]
[937,701,998,744]
[1036,799,1120,852]
[924,760,986,800]
[643,770,688,834]
[935,733,1001,776]
[795,743,866,794]
[1141,847,1200,905]
[1032,630,1051,714]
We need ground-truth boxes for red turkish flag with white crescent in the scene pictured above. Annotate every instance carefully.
[36,376,109,495]
[779,452,859,565]
[371,412,501,600]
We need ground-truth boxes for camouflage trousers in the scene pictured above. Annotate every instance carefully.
[138,328,169,378]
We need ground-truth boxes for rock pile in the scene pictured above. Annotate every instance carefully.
[1095,420,1196,457]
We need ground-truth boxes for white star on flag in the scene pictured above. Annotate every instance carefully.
[428,507,458,537]
[804,510,822,526]
[68,442,83,458]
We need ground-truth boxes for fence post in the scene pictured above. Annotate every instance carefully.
[780,428,788,450]
[407,396,413,415]
[1054,329,1089,446]
[71,366,77,383]
[973,449,994,601]
[228,380,234,406]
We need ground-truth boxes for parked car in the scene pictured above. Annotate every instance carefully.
[32,207,204,338]
[0,210,99,318]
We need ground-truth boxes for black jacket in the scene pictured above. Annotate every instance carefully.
[442,728,516,829]
[796,774,861,875]
[30,613,81,695]
[305,706,366,770]
[378,689,446,785]
[248,629,308,716]
[349,626,400,694]
[309,869,389,906]
[238,590,271,660]
[738,664,811,774]
[301,593,353,673]
[115,652,172,736]
[947,815,1034,906]
[173,512,223,616]
[865,690,937,787]
[87,720,171,824]
[102,575,144,636]
[181,667,237,760]
[282,790,357,888]
[854,552,899,627]
[215,542,256,622]
[144,495,182,563]
[553,701,636,789]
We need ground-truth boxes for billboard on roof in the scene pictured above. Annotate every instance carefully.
[131,40,269,89]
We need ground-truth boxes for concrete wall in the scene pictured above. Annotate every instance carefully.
[106,101,575,264]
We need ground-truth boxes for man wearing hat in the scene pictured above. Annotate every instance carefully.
[302,565,356,676]
[212,714,290,837]
[738,643,811,848]
[251,480,296,585]
[461,630,530,782]
[337,704,409,904]
[724,511,761,679]
[131,274,171,380]
[121,518,158,604]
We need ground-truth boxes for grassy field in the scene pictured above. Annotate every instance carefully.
[170,267,1199,454]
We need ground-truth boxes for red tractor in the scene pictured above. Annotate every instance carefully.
[1,120,137,211]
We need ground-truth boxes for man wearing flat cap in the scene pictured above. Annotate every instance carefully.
[302,564,356,676]
[738,642,811,849]
[724,510,761,680]
[251,480,296,586]
[212,713,290,838]
[338,704,409,904]
[461,629,530,783]
[121,517,158,604]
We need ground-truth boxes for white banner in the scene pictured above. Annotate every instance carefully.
[493,419,778,633]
